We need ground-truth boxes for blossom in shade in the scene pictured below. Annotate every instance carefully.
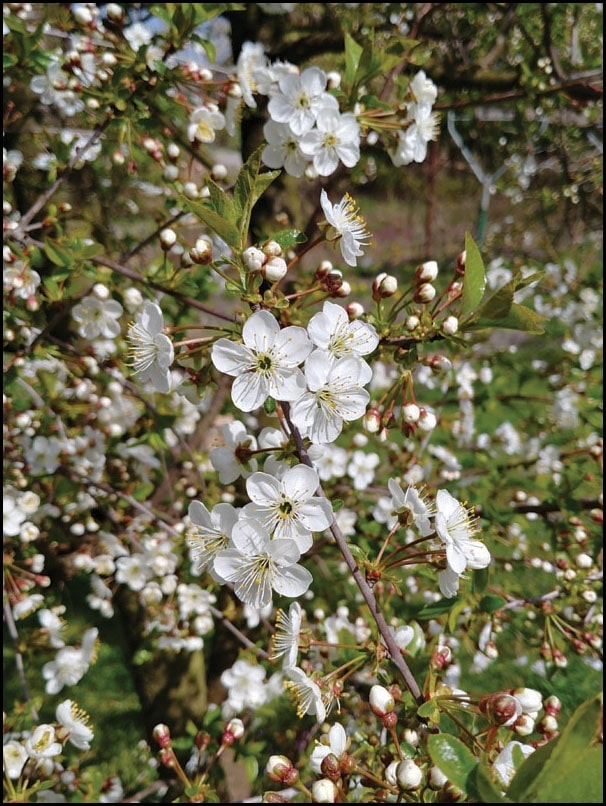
[387,479,435,537]
[41,628,98,694]
[186,500,239,580]
[270,601,303,669]
[434,489,491,597]
[242,464,333,553]
[209,420,259,484]
[289,352,372,444]
[262,120,309,177]
[307,300,379,359]
[126,300,174,393]
[211,309,312,412]
[72,294,123,340]
[213,517,313,609]
[319,189,372,267]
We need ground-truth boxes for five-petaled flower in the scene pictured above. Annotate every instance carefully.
[126,301,174,393]
[211,309,312,413]
[319,189,372,267]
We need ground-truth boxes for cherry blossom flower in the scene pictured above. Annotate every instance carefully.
[187,103,226,145]
[56,699,94,751]
[213,517,313,609]
[289,352,372,444]
[3,740,28,779]
[242,464,333,552]
[41,627,98,695]
[434,489,491,597]
[299,110,361,176]
[310,722,348,774]
[307,300,379,359]
[126,300,174,393]
[262,120,309,177]
[270,601,303,669]
[493,741,535,789]
[267,66,330,136]
[186,500,239,580]
[24,724,62,761]
[209,420,259,484]
[319,189,372,267]
[387,479,435,537]
[284,665,327,723]
[72,294,123,340]
[211,309,312,412]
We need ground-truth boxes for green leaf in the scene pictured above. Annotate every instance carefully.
[506,694,603,803]
[427,734,477,795]
[344,32,364,87]
[417,597,460,619]
[478,594,507,613]
[460,232,486,315]
[233,147,280,249]
[179,195,240,249]
[270,229,308,250]
[471,302,547,334]
[44,240,73,268]
[467,762,512,803]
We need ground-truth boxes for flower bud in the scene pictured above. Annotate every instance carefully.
[372,272,398,300]
[402,404,420,424]
[417,408,437,432]
[320,752,341,781]
[262,240,282,257]
[345,301,365,318]
[428,765,448,790]
[369,684,395,716]
[266,755,298,786]
[152,723,172,749]
[190,237,213,265]
[385,760,399,787]
[441,315,459,336]
[414,282,436,304]
[222,718,245,745]
[262,256,288,283]
[512,687,543,716]
[405,315,420,331]
[480,692,521,727]
[415,260,438,283]
[160,228,177,250]
[543,695,562,717]
[538,714,559,734]
[513,713,536,736]
[333,280,351,298]
[242,246,265,272]
[311,778,338,802]
[381,711,398,730]
[364,408,382,434]
[211,163,228,181]
[396,759,423,790]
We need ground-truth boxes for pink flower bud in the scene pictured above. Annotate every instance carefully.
[152,723,172,749]
[414,282,436,304]
[222,718,245,745]
[372,272,398,300]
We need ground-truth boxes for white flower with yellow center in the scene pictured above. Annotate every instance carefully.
[126,301,174,393]
[307,300,379,359]
[211,309,312,413]
[319,189,372,267]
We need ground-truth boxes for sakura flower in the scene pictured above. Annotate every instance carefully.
[269,601,303,669]
[242,464,333,552]
[211,309,312,412]
[262,120,309,177]
[236,41,269,108]
[289,352,372,444]
[3,740,28,779]
[56,699,94,751]
[187,103,226,145]
[126,300,174,393]
[210,420,259,484]
[434,489,491,597]
[213,517,313,609]
[387,479,435,537]
[319,189,372,267]
[186,500,239,580]
[284,665,327,723]
[493,741,535,789]
[299,110,361,176]
[310,722,348,774]
[72,294,123,340]
[24,725,62,761]
[307,300,379,359]
[267,66,329,136]
[389,105,440,166]
[41,627,98,695]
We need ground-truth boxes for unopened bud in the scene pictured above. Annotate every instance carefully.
[512,687,543,716]
[262,256,288,283]
[513,713,536,736]
[311,778,338,802]
[417,408,437,432]
[364,408,382,434]
[345,301,365,319]
[402,403,420,424]
[538,714,559,734]
[396,759,423,790]
[266,755,298,786]
[222,718,245,745]
[415,260,439,283]
[414,282,436,304]
[369,684,395,716]
[441,316,459,336]
[160,228,177,250]
[544,695,562,716]
[242,246,265,272]
[152,723,172,749]
[320,753,341,781]
[190,237,213,264]
[211,163,228,181]
[333,280,351,298]
[479,692,521,727]
[262,240,282,257]
[372,272,398,300]
[405,315,420,331]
